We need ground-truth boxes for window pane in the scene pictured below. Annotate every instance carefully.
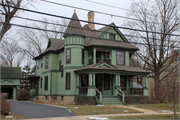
[66,49,71,63]
[37,60,39,69]
[41,59,43,68]
[110,34,115,40]
[44,76,48,91]
[117,52,125,65]
[45,55,49,69]
[66,73,70,90]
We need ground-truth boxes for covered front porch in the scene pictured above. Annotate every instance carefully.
[74,63,149,105]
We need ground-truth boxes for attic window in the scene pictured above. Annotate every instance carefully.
[109,34,115,40]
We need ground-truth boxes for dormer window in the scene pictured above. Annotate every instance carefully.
[110,34,115,40]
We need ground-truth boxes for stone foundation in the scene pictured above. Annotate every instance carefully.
[38,96,75,104]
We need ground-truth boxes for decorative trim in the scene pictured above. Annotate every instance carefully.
[42,70,59,74]
[38,94,76,96]
[64,66,82,69]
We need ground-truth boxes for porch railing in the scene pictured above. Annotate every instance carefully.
[88,58,111,64]
[29,88,38,100]
[129,88,143,95]
[117,87,125,103]
[79,87,88,94]
[94,87,102,104]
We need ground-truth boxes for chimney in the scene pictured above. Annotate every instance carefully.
[171,44,174,54]
[88,11,95,30]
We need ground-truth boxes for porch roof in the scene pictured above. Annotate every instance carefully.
[74,63,150,75]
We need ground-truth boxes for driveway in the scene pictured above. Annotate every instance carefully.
[9,101,76,118]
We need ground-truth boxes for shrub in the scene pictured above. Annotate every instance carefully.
[75,96,85,105]
[1,93,11,115]
[126,97,133,104]
[138,97,146,104]
[17,89,30,100]
[86,97,95,105]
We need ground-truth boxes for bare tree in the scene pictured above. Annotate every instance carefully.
[0,39,26,67]
[19,18,68,58]
[0,0,36,42]
[124,0,180,102]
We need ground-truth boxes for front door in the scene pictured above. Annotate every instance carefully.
[102,74,112,95]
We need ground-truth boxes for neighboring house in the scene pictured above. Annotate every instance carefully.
[32,11,150,105]
[1,67,21,99]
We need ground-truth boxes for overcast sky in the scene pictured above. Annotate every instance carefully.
[12,0,134,31]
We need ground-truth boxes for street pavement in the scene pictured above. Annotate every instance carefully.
[9,101,76,119]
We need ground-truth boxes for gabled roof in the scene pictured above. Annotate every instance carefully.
[64,12,84,37]
[1,67,22,79]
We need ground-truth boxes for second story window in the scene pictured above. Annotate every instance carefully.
[110,34,115,40]
[82,49,84,64]
[37,60,39,69]
[41,59,43,68]
[66,49,71,64]
[45,55,49,69]
[59,60,63,77]
[117,51,125,65]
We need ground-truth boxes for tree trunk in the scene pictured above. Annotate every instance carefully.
[154,76,161,102]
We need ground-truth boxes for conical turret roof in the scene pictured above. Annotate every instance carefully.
[64,11,84,37]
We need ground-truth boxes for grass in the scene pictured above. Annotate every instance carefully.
[61,104,142,115]
[109,114,180,119]
[1,112,29,119]
[127,103,179,112]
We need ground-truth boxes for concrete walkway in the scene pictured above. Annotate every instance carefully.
[114,105,158,113]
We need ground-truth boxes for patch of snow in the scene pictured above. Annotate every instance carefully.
[157,110,173,113]
[67,109,72,113]
[74,107,78,109]
[6,115,13,118]
[123,109,128,112]
[88,117,108,120]
[96,104,104,106]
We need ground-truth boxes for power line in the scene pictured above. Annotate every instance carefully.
[1,13,179,43]
[40,0,167,25]
[1,3,180,37]
[85,0,179,20]
[1,22,180,49]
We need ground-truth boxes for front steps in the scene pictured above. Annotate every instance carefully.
[102,96,123,105]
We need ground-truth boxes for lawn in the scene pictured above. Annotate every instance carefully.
[128,103,179,112]
[1,112,29,119]
[62,105,142,115]
[109,114,180,119]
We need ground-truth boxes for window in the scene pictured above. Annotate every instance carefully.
[120,76,126,90]
[37,60,39,69]
[66,73,71,90]
[110,34,115,40]
[41,59,43,68]
[45,55,49,69]
[41,78,42,88]
[59,60,63,77]
[117,51,125,65]
[66,49,71,64]
[44,76,48,91]
[82,49,84,64]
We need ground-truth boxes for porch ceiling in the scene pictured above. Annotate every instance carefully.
[74,62,150,75]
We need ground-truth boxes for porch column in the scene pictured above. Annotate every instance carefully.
[143,76,148,96]
[126,75,129,91]
[87,73,95,96]
[76,74,79,95]
[114,74,118,96]
[89,73,92,86]
[12,87,17,99]
[92,73,95,86]
[118,74,120,87]
[93,48,96,64]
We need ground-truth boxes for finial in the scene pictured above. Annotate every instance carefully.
[74,9,76,13]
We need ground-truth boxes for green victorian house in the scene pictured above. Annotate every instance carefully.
[32,11,149,105]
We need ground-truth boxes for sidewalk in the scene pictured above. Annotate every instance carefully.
[29,112,178,120]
